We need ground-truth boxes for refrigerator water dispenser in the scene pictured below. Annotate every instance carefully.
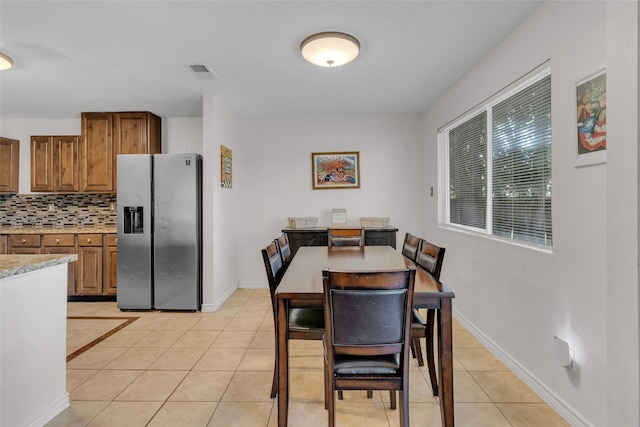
[123,206,144,234]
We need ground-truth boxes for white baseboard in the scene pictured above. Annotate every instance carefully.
[453,309,591,427]
[238,281,268,289]
[201,286,237,312]
[26,393,69,427]
[201,282,268,312]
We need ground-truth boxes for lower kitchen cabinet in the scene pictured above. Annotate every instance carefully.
[103,234,118,295]
[7,234,42,254]
[76,234,103,295]
[42,234,76,295]
[1,231,116,298]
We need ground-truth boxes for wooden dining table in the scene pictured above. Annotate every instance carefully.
[275,245,455,426]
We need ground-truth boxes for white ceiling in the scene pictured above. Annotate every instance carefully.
[0,1,543,119]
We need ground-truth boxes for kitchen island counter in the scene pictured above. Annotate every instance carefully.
[1,254,76,426]
[0,254,77,279]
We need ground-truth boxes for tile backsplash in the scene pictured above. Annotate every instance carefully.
[0,194,116,226]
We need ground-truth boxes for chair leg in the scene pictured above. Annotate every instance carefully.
[390,390,397,410]
[270,321,278,399]
[328,388,336,427]
[270,359,278,399]
[412,337,425,366]
[324,360,328,409]
[399,389,409,427]
[425,309,439,396]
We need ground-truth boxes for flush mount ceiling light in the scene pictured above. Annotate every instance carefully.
[300,32,360,67]
[0,52,13,70]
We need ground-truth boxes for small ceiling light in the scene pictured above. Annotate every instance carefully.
[0,52,13,70]
[300,32,360,67]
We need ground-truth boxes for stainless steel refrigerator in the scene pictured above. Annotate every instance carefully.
[116,153,202,311]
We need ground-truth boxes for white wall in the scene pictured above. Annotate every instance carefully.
[199,96,241,311]
[605,2,639,427]
[234,114,424,287]
[422,2,637,426]
[164,117,203,154]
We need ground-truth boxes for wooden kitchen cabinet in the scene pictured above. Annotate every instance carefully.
[115,112,161,155]
[7,234,42,254]
[43,234,76,294]
[1,231,116,298]
[0,137,20,193]
[103,234,118,295]
[114,112,161,190]
[80,113,114,193]
[31,135,79,192]
[80,112,161,193]
[31,136,53,191]
[76,234,103,295]
[53,136,80,192]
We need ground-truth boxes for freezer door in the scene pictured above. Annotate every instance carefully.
[117,154,153,309]
[153,153,202,310]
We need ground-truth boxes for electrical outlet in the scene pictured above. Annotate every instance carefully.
[48,204,56,212]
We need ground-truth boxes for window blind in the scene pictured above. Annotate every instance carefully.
[491,75,552,245]
[448,111,487,229]
[442,68,552,248]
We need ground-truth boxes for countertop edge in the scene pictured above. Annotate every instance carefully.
[0,254,78,279]
[0,227,116,234]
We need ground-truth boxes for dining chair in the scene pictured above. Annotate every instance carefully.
[327,227,365,247]
[401,232,420,261]
[261,241,324,398]
[322,267,416,427]
[410,239,446,396]
[274,233,292,269]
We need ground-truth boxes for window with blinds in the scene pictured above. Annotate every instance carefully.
[441,68,552,247]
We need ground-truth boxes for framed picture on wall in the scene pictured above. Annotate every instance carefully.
[575,68,606,167]
[312,151,360,189]
[221,145,232,188]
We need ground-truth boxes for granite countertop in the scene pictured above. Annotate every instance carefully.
[0,225,116,234]
[0,254,78,279]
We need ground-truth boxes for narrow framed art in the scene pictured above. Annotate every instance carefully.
[221,145,232,188]
[575,68,606,167]
[312,151,360,189]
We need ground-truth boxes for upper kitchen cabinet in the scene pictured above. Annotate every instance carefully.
[80,112,161,193]
[81,113,114,192]
[113,112,161,190]
[0,137,20,193]
[31,135,79,192]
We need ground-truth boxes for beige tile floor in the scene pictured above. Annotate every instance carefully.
[47,289,570,427]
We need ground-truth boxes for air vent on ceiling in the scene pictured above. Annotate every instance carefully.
[187,64,219,80]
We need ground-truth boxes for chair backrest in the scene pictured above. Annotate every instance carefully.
[275,233,292,265]
[261,241,284,303]
[415,239,446,280]
[327,227,365,248]
[401,232,420,261]
[322,268,416,356]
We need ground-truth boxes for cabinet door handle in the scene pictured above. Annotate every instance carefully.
[115,238,118,243]
[21,239,26,244]
[56,239,60,244]
[87,238,91,243]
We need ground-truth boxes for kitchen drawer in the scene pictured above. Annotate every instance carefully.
[8,234,41,247]
[43,234,75,247]
[104,234,117,246]
[77,234,102,247]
